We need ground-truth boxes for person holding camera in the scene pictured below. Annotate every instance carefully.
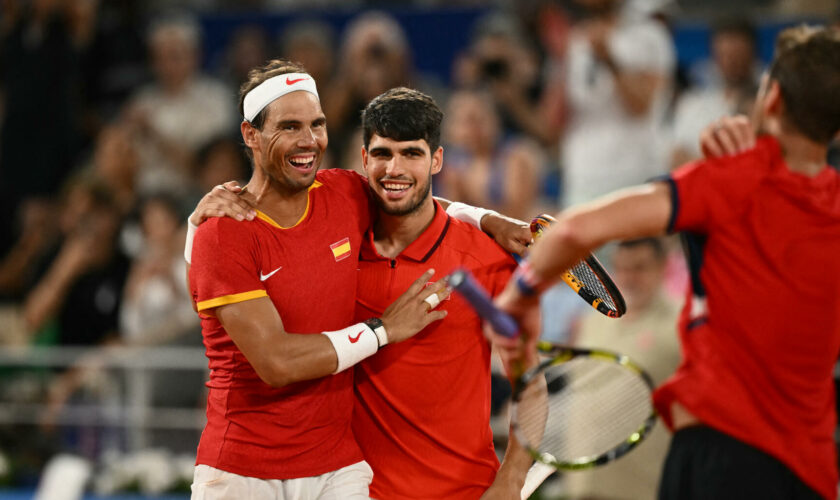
[452,14,551,146]
[559,0,675,207]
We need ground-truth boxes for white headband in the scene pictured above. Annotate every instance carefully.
[242,72,319,122]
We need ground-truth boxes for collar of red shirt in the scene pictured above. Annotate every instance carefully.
[361,200,451,263]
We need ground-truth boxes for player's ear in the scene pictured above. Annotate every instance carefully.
[763,80,783,116]
[361,146,370,171]
[241,121,260,151]
[431,146,443,175]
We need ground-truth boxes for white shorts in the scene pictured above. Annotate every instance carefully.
[190,461,373,500]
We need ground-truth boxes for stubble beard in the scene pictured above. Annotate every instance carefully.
[375,175,432,216]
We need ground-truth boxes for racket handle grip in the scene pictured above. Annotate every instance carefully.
[448,269,519,338]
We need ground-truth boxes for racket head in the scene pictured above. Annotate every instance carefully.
[511,342,656,470]
[569,255,627,318]
[530,214,627,318]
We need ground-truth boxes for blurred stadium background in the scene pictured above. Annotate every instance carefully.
[0,0,838,498]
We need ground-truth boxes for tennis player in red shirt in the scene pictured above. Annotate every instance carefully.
[493,26,840,500]
[187,60,451,499]
[351,88,533,499]
[188,85,535,498]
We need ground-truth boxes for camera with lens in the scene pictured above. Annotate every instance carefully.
[480,58,510,80]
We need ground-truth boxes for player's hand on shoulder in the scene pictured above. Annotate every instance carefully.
[189,181,256,226]
[699,115,756,159]
[380,269,450,343]
[481,213,531,257]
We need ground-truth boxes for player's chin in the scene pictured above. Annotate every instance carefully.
[282,169,318,192]
[375,195,420,216]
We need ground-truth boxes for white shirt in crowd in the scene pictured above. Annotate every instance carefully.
[562,16,675,207]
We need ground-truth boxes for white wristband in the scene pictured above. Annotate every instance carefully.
[371,323,388,348]
[184,219,198,264]
[445,202,498,231]
[322,323,379,373]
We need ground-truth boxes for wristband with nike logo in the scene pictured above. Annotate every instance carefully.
[322,322,378,373]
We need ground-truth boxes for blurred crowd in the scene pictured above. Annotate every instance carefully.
[0,0,838,496]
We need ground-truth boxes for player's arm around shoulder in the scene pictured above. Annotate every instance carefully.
[439,199,532,257]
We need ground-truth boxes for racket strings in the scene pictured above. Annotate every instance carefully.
[515,358,652,464]
[570,261,618,311]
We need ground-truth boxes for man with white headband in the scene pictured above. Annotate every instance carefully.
[187,60,452,498]
[188,84,535,500]
[187,60,531,498]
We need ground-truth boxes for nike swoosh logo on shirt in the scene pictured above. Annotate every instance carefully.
[259,267,282,281]
[286,77,307,85]
[348,331,364,343]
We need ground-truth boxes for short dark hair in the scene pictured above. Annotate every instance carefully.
[238,59,308,131]
[361,87,443,152]
[617,238,666,261]
[768,25,840,143]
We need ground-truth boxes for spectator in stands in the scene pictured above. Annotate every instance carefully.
[452,13,550,145]
[557,0,675,207]
[89,123,141,217]
[323,11,429,166]
[123,14,235,196]
[22,179,129,347]
[218,25,271,96]
[24,178,128,435]
[279,19,336,89]
[671,18,759,168]
[440,89,542,221]
[120,193,196,346]
[565,237,681,500]
[0,122,134,305]
[193,135,251,198]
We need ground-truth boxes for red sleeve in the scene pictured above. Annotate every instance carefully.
[668,137,776,234]
[189,218,267,313]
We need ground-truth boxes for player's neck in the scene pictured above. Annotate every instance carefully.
[373,197,436,259]
[776,131,828,178]
[243,170,310,227]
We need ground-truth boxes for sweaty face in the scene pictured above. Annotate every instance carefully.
[254,92,327,194]
[363,135,441,216]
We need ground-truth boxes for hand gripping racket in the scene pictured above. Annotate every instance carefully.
[448,270,656,499]
[531,214,626,318]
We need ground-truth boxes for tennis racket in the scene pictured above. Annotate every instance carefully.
[531,214,626,318]
[448,269,656,499]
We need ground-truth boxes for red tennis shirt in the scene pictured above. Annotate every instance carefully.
[353,201,517,499]
[189,169,372,479]
[654,136,840,499]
